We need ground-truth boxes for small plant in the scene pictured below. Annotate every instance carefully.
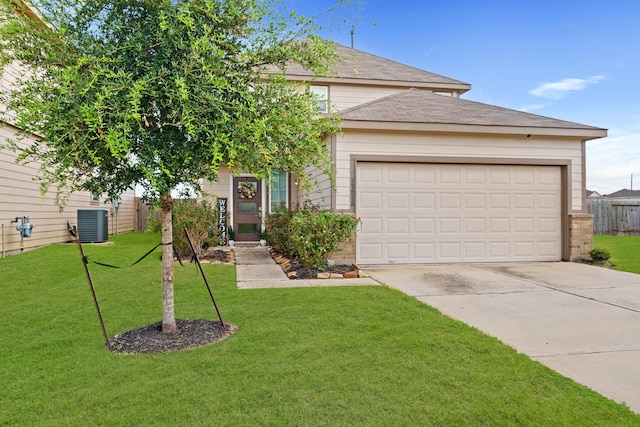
[228,226,235,240]
[589,247,611,262]
[172,199,219,258]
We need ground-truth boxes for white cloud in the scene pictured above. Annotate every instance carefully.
[530,75,605,100]
[517,103,553,112]
[586,132,640,194]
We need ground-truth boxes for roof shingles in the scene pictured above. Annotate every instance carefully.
[340,88,604,131]
[284,44,469,87]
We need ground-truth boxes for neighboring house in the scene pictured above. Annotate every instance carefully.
[204,44,606,264]
[586,190,604,199]
[1,62,135,256]
[604,189,640,199]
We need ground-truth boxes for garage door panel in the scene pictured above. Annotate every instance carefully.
[464,193,486,209]
[514,194,535,209]
[489,169,511,185]
[439,242,462,259]
[360,217,383,234]
[413,243,435,259]
[387,192,410,209]
[386,167,409,184]
[414,218,435,234]
[414,193,435,209]
[538,194,558,209]
[439,217,461,233]
[464,242,487,259]
[490,218,510,233]
[490,194,510,209]
[464,217,486,233]
[359,192,383,210]
[514,169,535,184]
[463,168,487,185]
[538,241,560,258]
[387,218,410,234]
[356,163,561,264]
[439,193,462,209]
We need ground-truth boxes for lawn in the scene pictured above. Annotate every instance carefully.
[594,234,640,274]
[1,233,638,426]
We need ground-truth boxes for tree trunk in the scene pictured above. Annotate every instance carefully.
[160,192,177,333]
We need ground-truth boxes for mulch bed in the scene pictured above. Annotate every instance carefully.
[268,249,359,280]
[108,319,238,354]
[287,260,356,280]
[178,248,234,264]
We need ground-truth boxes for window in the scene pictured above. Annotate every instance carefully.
[309,85,329,113]
[91,194,100,204]
[270,169,288,212]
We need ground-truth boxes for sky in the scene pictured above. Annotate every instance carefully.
[284,0,640,195]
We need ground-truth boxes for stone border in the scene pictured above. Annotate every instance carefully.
[270,250,370,280]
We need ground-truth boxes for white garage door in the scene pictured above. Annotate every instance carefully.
[356,163,562,264]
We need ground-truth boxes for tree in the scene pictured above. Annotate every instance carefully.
[0,0,343,332]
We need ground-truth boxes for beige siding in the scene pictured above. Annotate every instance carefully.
[1,61,24,124]
[295,138,332,210]
[201,165,232,198]
[1,125,135,256]
[329,84,404,111]
[335,131,584,212]
[328,84,456,112]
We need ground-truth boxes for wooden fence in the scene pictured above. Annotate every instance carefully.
[587,199,640,236]
[135,198,161,232]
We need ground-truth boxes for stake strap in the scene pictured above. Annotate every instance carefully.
[91,242,177,269]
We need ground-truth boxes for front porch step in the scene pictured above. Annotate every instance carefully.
[232,241,262,248]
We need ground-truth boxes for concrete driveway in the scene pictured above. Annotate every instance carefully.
[367,262,640,413]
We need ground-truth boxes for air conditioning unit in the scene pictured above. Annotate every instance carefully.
[77,209,109,243]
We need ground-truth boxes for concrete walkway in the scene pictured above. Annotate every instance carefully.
[367,262,640,413]
[233,245,378,289]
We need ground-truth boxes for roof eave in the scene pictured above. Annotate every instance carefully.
[285,75,472,94]
[340,120,608,140]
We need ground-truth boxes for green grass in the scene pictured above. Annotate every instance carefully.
[1,233,638,426]
[594,235,640,274]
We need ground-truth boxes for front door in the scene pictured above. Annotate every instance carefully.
[233,177,262,241]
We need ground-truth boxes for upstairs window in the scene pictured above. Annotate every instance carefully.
[309,85,329,113]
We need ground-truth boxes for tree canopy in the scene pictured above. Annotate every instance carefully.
[0,0,342,204]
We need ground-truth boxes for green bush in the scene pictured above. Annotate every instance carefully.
[265,203,360,268]
[147,199,219,258]
[264,204,294,253]
[589,247,611,262]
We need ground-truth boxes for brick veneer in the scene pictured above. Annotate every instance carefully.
[329,233,357,265]
[568,213,594,261]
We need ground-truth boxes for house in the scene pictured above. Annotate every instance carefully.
[1,61,136,256]
[204,44,606,265]
[586,190,604,199]
[604,189,640,199]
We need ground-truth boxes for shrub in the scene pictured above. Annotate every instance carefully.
[265,203,360,268]
[264,203,294,254]
[589,247,611,262]
[147,199,219,258]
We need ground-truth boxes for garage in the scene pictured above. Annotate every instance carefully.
[356,162,562,264]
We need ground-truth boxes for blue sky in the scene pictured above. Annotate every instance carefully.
[284,0,640,194]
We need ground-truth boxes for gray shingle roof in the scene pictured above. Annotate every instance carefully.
[340,88,604,131]
[284,44,469,87]
[605,189,640,198]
